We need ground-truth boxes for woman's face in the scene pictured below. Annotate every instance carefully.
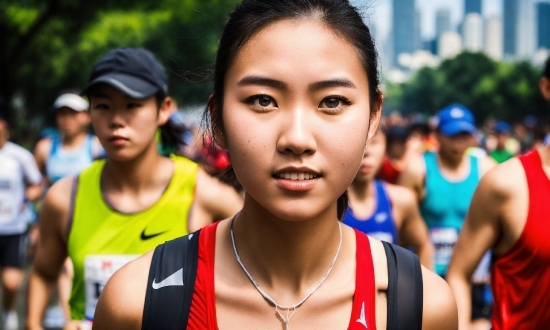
[221,19,379,221]
[90,85,170,161]
[55,107,90,137]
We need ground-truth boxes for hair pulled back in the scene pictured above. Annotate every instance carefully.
[204,0,382,219]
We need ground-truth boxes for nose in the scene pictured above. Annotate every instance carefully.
[108,109,125,129]
[276,107,316,156]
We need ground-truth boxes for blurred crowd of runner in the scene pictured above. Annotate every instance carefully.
[0,3,549,327]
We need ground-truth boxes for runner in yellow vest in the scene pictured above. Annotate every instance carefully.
[26,48,243,330]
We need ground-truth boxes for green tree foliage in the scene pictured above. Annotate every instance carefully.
[384,52,545,124]
[0,0,239,142]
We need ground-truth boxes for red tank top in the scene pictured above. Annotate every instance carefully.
[491,150,550,330]
[187,222,377,329]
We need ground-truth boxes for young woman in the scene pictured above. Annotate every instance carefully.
[95,1,457,329]
[344,129,434,269]
[33,92,104,325]
[26,47,243,330]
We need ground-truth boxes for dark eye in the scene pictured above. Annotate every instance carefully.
[258,95,273,107]
[322,97,341,108]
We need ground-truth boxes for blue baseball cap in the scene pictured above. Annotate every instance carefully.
[494,121,511,134]
[436,104,476,136]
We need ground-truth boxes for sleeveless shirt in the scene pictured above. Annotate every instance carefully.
[420,152,479,276]
[187,222,377,329]
[67,155,198,320]
[343,180,398,244]
[46,134,95,184]
[0,142,42,234]
[491,150,550,330]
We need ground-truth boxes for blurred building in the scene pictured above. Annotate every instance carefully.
[465,0,482,15]
[538,2,550,50]
[463,13,483,52]
[392,0,417,67]
[503,0,518,58]
[436,8,451,40]
[485,17,503,60]
[516,0,536,59]
[439,31,463,59]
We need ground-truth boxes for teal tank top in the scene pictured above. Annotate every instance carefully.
[420,152,479,276]
[46,135,94,184]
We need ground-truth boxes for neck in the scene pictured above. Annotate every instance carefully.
[102,143,168,192]
[348,177,374,201]
[232,196,341,300]
[0,139,6,149]
[61,132,87,149]
[437,151,464,170]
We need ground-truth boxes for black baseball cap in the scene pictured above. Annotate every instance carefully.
[82,47,168,99]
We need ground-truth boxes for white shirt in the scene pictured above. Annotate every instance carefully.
[0,141,42,234]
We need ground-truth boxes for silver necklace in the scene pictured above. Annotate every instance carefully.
[230,217,342,330]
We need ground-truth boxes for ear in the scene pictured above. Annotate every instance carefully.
[157,96,173,126]
[540,77,550,102]
[366,90,383,143]
[208,95,228,149]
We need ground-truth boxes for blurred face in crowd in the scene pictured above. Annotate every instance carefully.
[0,119,8,147]
[496,132,509,149]
[436,131,473,163]
[55,107,91,137]
[89,84,170,162]
[355,130,386,183]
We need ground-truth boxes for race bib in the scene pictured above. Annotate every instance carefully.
[84,255,138,320]
[429,227,458,275]
[0,198,14,224]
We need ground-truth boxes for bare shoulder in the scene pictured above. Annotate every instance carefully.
[421,267,458,329]
[41,176,75,228]
[476,157,524,200]
[93,251,153,330]
[34,137,52,155]
[479,155,497,176]
[384,183,416,210]
[194,167,243,216]
[401,154,426,178]
[33,137,52,165]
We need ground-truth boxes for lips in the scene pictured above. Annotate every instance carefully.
[272,167,321,191]
[108,135,129,146]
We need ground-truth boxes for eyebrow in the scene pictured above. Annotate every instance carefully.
[236,75,356,92]
[237,76,287,90]
[309,78,356,91]
[91,91,111,99]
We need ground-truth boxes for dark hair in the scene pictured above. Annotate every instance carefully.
[204,0,382,219]
[155,93,190,156]
[544,56,550,80]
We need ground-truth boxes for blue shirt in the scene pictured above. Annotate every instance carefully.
[46,135,96,184]
[343,180,397,244]
[420,152,479,276]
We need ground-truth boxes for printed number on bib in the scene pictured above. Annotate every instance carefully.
[430,227,458,273]
[84,255,138,320]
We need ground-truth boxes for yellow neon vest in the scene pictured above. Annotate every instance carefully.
[67,155,198,320]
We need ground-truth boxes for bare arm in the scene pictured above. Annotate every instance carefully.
[422,266,458,329]
[397,155,426,203]
[93,252,152,330]
[390,185,434,270]
[447,161,519,330]
[34,138,51,177]
[189,167,243,232]
[27,177,72,329]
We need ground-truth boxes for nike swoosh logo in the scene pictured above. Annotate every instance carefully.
[152,268,184,289]
[140,229,168,240]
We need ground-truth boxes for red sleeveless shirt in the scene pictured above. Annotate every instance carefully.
[187,222,377,329]
[491,150,550,329]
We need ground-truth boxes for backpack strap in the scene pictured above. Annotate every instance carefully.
[142,231,201,330]
[383,241,423,330]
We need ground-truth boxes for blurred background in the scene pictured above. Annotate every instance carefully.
[1,0,549,144]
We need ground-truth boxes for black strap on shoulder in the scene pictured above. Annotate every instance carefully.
[142,230,201,330]
[383,241,423,330]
